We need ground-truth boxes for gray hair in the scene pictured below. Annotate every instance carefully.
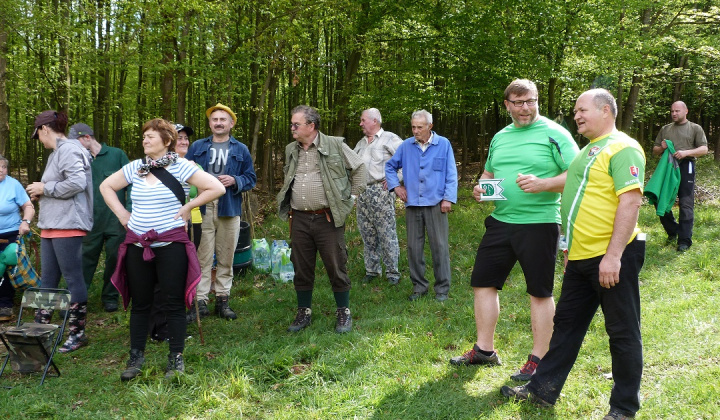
[0,154,8,165]
[586,88,617,118]
[411,109,433,124]
[291,105,321,130]
[363,108,382,124]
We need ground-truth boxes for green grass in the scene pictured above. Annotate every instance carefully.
[1,157,719,419]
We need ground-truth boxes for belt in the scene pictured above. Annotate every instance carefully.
[288,208,332,235]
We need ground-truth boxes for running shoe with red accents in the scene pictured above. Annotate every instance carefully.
[510,353,541,381]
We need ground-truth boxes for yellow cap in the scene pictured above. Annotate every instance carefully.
[205,103,237,124]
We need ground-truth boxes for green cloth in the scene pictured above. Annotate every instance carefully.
[484,116,579,224]
[644,140,681,216]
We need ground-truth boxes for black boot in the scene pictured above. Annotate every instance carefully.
[165,352,185,379]
[215,295,237,320]
[59,302,88,353]
[120,349,145,382]
[186,300,209,324]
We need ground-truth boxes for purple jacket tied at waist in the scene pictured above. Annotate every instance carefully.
[111,226,201,310]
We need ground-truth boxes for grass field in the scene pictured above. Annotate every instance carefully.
[0,157,719,419]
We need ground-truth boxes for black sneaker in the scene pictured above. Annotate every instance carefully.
[120,349,145,382]
[510,353,541,381]
[603,408,634,419]
[288,307,312,332]
[449,344,501,366]
[165,352,185,379]
[677,243,690,252]
[335,307,352,333]
[665,235,677,246]
[501,384,553,407]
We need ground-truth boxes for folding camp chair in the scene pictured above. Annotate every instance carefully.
[0,287,71,386]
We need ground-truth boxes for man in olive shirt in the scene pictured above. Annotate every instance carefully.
[652,101,708,252]
[277,105,366,333]
[72,123,130,312]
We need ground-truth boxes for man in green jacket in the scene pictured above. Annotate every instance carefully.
[71,123,131,312]
[277,105,366,333]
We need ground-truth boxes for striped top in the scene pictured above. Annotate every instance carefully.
[562,131,645,260]
[123,158,198,246]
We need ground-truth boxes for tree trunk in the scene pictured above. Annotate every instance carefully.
[621,72,641,132]
[0,21,9,155]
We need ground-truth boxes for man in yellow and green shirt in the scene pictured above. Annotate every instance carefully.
[502,89,646,420]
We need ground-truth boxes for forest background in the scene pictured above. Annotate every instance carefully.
[0,0,719,188]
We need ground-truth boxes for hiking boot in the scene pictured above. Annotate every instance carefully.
[449,344,501,366]
[603,408,634,420]
[34,308,54,324]
[362,274,378,283]
[215,295,237,320]
[510,353,541,381]
[120,349,145,382]
[58,302,88,353]
[165,352,185,379]
[500,384,553,407]
[288,307,312,332]
[335,307,352,333]
[408,291,427,301]
[186,300,209,324]
[388,277,400,285]
[0,307,12,322]
[104,301,119,312]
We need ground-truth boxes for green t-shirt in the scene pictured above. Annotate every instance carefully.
[484,116,579,224]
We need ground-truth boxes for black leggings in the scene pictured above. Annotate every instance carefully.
[126,242,187,353]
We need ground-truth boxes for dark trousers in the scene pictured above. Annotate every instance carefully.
[528,237,645,416]
[406,205,451,295]
[82,227,123,304]
[290,210,350,293]
[125,243,187,353]
[659,159,696,246]
[0,231,19,307]
[41,236,87,303]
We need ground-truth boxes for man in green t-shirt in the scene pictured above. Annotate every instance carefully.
[652,101,708,252]
[450,80,579,382]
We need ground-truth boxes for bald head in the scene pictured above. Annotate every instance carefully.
[670,101,688,124]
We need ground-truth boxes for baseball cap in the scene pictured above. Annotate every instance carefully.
[205,103,237,124]
[174,123,194,136]
[68,123,94,139]
[31,110,58,139]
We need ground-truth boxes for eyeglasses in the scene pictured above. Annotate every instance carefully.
[509,99,538,108]
[290,122,311,130]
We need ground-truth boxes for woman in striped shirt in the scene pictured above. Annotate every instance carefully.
[100,118,223,382]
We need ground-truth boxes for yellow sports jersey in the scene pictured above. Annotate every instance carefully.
[561,131,645,260]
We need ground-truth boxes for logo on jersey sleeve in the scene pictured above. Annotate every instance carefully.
[588,146,600,157]
[629,166,639,177]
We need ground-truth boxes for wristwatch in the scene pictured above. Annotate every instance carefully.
[22,219,31,224]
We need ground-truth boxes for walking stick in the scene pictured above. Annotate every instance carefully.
[189,220,205,345]
[194,294,205,345]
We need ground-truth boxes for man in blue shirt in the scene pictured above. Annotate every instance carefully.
[386,110,458,301]
[186,104,257,322]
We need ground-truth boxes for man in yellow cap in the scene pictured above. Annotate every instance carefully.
[186,103,256,322]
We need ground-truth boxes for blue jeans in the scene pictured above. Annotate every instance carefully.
[528,237,645,416]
